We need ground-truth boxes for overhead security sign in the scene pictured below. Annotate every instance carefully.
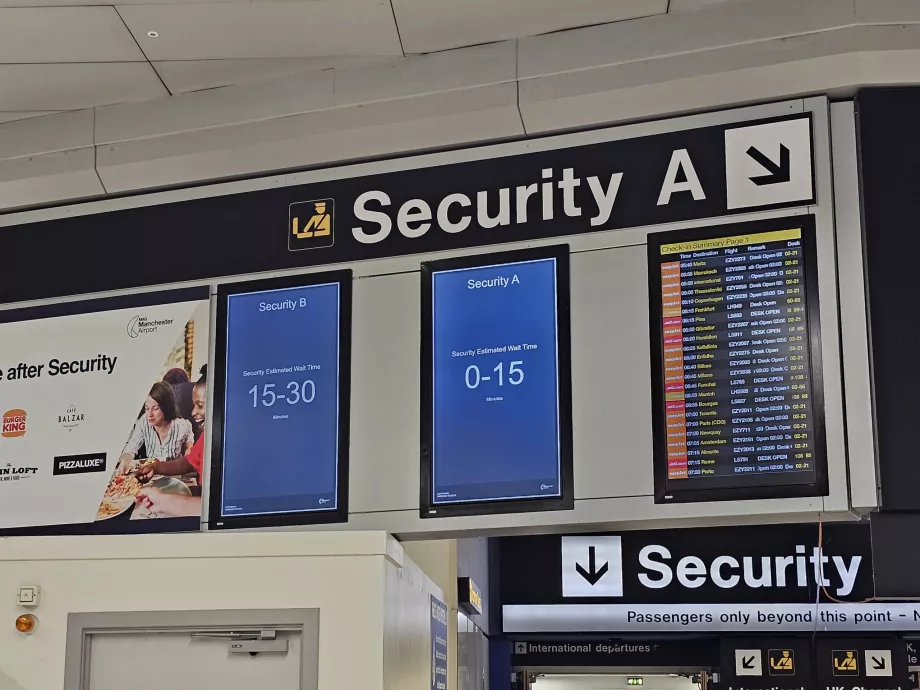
[344,115,814,248]
[498,523,876,633]
[0,109,815,305]
[500,523,872,607]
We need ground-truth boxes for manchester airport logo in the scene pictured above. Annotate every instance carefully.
[127,315,173,338]
[1,409,26,438]
[289,198,334,251]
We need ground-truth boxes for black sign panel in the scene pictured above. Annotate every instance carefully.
[511,637,718,668]
[871,513,920,600]
[815,638,909,690]
[859,88,920,511]
[0,114,812,305]
[720,638,812,690]
[497,523,873,606]
[648,215,827,503]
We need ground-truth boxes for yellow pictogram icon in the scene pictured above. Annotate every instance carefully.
[833,650,859,675]
[768,649,795,675]
[292,201,332,239]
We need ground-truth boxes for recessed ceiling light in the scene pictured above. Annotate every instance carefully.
[146,31,159,38]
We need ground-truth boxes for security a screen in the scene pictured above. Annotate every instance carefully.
[421,245,573,518]
[210,270,351,529]
[649,218,827,503]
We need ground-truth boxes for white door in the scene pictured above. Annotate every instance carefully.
[87,630,301,690]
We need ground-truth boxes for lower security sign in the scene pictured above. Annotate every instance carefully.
[721,638,811,690]
[769,649,795,675]
[833,650,859,676]
[817,639,907,690]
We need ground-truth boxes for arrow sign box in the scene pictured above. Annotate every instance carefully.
[735,649,763,676]
[724,117,814,210]
[561,536,623,597]
[866,650,893,677]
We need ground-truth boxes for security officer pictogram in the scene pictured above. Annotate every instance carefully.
[289,198,335,251]
[833,650,859,675]
[768,649,795,675]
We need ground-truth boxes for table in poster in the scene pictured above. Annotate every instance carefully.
[655,227,821,495]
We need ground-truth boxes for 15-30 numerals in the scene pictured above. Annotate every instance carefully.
[249,381,316,407]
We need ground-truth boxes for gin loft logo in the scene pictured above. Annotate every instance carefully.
[289,199,334,251]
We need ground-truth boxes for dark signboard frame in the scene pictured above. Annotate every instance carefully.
[858,88,920,512]
[0,113,814,307]
[647,214,828,503]
[419,244,574,519]
[208,269,353,530]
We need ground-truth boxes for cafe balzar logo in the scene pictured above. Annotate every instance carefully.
[127,315,173,338]
[58,404,84,432]
[1,409,26,438]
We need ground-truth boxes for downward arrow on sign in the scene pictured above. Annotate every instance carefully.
[742,656,756,669]
[575,546,609,585]
[872,656,887,670]
[747,144,791,186]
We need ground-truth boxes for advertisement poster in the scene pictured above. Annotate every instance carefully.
[430,595,448,690]
[0,288,210,534]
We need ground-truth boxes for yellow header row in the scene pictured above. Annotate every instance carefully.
[659,228,802,255]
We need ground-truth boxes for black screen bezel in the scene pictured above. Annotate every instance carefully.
[208,269,352,530]
[419,244,574,519]
[648,215,828,504]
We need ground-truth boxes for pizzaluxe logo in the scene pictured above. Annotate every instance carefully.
[54,452,107,475]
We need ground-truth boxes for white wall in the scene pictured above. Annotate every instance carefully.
[0,531,443,690]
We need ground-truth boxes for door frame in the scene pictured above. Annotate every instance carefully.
[63,608,319,690]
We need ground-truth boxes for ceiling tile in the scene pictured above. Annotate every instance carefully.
[392,0,669,54]
[117,2,403,61]
[0,112,62,125]
[669,0,742,10]
[0,64,167,111]
[154,57,386,94]
[0,8,145,63]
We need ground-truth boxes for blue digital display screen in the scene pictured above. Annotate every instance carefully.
[220,282,341,518]
[430,256,562,505]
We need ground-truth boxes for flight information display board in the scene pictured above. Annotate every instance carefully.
[209,270,352,529]
[648,217,827,503]
[420,245,573,518]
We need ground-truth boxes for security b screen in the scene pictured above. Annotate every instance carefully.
[420,245,573,518]
[210,270,351,529]
[648,217,827,503]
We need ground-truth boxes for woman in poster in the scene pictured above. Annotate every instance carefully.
[118,381,193,473]
[134,366,206,517]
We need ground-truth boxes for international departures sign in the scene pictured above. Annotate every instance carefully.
[0,114,814,304]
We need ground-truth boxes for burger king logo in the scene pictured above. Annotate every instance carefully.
[2,409,27,438]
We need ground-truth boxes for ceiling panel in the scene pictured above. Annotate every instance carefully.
[0,8,144,63]
[0,112,61,125]
[154,56,387,94]
[669,0,741,10]
[392,0,669,54]
[0,64,167,111]
[117,1,403,61]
